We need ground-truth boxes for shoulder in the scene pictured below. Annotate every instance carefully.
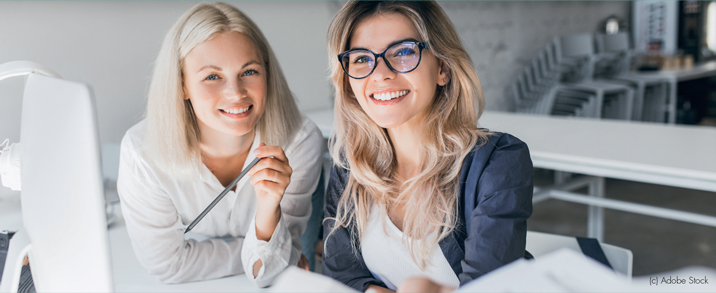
[119,120,166,178]
[283,114,324,156]
[120,120,148,160]
[117,120,172,196]
[463,131,532,179]
[474,131,529,155]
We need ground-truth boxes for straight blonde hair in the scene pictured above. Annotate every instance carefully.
[326,0,490,269]
[144,2,301,178]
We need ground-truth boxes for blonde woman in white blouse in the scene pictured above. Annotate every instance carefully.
[116,3,323,287]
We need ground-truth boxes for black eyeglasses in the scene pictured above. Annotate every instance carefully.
[338,41,429,79]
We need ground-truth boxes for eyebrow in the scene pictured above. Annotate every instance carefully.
[349,38,421,51]
[197,65,221,73]
[196,60,261,73]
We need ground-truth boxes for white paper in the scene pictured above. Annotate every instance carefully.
[270,249,713,292]
[270,267,357,293]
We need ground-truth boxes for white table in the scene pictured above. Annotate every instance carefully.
[478,111,716,192]
[305,109,716,241]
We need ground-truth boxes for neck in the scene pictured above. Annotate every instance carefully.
[198,122,255,167]
[387,120,424,181]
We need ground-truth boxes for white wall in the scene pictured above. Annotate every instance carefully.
[0,1,334,146]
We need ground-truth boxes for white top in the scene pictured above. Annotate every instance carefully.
[361,205,460,291]
[116,116,323,287]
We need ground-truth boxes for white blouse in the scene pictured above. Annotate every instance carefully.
[116,116,323,287]
[361,205,460,291]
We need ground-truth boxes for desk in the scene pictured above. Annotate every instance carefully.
[305,109,716,241]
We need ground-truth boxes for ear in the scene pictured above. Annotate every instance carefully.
[437,60,450,86]
[182,82,190,100]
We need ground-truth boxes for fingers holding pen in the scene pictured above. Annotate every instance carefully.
[248,143,292,178]
[248,143,292,207]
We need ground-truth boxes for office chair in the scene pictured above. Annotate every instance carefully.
[526,230,633,279]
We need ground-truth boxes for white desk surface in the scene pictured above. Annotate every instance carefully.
[305,109,716,192]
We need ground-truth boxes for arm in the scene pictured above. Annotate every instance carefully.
[322,164,388,292]
[459,134,533,284]
[241,124,323,287]
[117,137,244,283]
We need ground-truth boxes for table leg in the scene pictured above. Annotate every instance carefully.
[667,78,677,124]
[587,177,605,241]
[554,171,570,185]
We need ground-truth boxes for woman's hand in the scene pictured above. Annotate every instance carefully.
[248,143,293,242]
[397,277,454,293]
[298,254,310,271]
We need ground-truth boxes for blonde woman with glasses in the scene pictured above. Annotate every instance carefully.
[323,1,533,292]
[116,2,323,287]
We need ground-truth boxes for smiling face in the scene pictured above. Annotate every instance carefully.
[182,31,267,138]
[347,12,448,130]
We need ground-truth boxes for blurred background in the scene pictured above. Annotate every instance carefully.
[1,1,714,277]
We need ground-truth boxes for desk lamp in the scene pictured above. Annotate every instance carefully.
[0,61,113,292]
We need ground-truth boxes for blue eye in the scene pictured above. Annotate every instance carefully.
[243,69,258,76]
[205,74,219,81]
[352,55,373,64]
[394,48,415,57]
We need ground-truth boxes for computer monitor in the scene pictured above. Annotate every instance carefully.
[1,73,113,291]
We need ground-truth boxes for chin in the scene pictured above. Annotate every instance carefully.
[369,116,406,129]
[222,123,255,137]
[229,129,253,137]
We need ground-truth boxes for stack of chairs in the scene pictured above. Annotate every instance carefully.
[552,33,635,120]
[511,44,598,118]
[594,32,676,123]
[513,32,675,122]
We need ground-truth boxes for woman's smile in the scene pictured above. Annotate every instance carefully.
[369,89,411,105]
[219,104,253,118]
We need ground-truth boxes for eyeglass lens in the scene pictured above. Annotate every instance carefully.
[341,42,421,79]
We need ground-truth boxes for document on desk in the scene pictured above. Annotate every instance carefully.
[270,267,356,293]
[459,249,635,292]
[271,249,638,292]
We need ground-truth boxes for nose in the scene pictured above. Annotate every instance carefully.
[370,57,396,82]
[224,78,247,100]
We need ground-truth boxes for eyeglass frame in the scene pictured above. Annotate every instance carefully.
[337,41,429,79]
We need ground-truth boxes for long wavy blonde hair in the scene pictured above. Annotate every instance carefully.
[326,1,490,268]
[144,2,301,178]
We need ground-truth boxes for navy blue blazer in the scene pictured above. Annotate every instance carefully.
[322,132,533,291]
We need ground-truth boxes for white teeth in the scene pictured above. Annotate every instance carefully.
[224,106,250,114]
[372,90,408,101]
